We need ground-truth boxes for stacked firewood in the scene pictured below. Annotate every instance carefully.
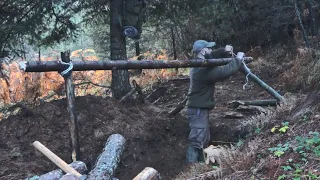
[28,134,160,180]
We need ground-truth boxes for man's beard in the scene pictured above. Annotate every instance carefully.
[204,52,213,59]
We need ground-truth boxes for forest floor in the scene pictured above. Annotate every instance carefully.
[0,44,320,180]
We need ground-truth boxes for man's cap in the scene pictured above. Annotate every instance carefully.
[192,40,216,55]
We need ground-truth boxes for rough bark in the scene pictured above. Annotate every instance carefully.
[171,27,178,73]
[295,0,310,47]
[19,57,253,72]
[29,161,87,180]
[110,0,131,99]
[87,134,126,180]
[306,0,318,36]
[135,41,142,74]
[133,167,161,180]
[61,51,80,161]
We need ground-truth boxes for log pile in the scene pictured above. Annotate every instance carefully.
[29,134,160,180]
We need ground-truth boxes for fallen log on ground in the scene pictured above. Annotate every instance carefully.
[59,173,83,180]
[28,161,87,180]
[19,57,253,72]
[228,99,279,108]
[87,134,126,180]
[133,167,161,180]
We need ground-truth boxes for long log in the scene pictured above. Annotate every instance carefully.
[61,52,80,161]
[240,64,285,102]
[19,58,253,72]
[87,134,126,180]
[133,167,161,180]
[28,161,87,180]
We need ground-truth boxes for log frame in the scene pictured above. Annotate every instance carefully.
[19,57,253,72]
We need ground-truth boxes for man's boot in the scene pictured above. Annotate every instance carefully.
[197,148,205,163]
[186,146,199,164]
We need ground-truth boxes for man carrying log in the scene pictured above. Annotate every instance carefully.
[186,40,244,164]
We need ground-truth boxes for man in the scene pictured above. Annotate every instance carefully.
[186,40,244,163]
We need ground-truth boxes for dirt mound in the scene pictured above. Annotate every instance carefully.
[0,95,190,179]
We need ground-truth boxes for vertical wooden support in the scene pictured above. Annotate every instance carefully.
[61,51,80,161]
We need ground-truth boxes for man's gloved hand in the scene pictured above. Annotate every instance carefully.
[236,52,245,60]
[225,45,233,54]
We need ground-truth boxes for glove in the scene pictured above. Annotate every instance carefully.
[236,52,245,60]
[225,45,233,53]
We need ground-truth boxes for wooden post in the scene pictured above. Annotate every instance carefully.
[61,51,80,161]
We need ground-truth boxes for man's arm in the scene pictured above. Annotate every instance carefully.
[210,48,232,58]
[206,58,243,82]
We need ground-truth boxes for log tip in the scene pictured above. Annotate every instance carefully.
[18,61,27,71]
[32,141,41,146]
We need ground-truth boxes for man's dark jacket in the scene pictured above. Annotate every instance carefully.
[187,48,242,110]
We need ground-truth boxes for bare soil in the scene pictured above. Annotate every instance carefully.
[0,70,281,180]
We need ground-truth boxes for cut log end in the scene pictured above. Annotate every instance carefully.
[133,167,161,180]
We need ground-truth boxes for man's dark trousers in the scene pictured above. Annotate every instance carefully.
[186,107,210,163]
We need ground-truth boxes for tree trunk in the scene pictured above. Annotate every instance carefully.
[295,0,310,47]
[110,0,131,99]
[171,27,178,73]
[306,0,318,36]
[135,41,142,74]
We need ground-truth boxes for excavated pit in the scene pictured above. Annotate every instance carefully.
[0,72,279,180]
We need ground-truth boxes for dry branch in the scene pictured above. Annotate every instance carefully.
[87,134,126,180]
[119,80,144,103]
[19,57,253,72]
[167,97,188,116]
